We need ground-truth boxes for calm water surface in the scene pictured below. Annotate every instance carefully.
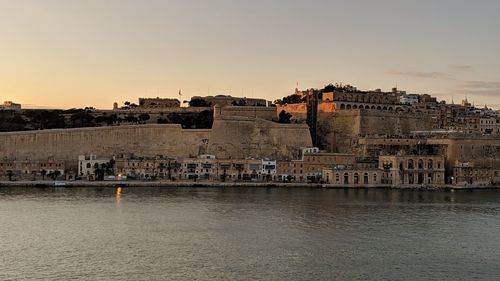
[1,187,499,281]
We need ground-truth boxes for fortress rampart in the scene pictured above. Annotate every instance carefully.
[0,112,312,170]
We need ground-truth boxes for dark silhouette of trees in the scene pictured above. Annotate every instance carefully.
[70,111,96,127]
[124,113,138,123]
[189,98,209,107]
[274,94,303,105]
[7,170,14,181]
[278,110,292,123]
[40,170,47,180]
[138,113,150,123]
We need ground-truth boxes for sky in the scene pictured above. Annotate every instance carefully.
[0,0,499,109]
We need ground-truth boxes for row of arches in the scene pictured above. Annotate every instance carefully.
[335,93,397,104]
[333,171,379,185]
[338,103,404,111]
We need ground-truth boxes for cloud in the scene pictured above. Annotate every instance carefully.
[449,65,473,71]
[456,80,500,98]
[386,70,453,80]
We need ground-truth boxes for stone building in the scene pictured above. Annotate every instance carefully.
[453,159,500,186]
[0,158,65,180]
[181,155,218,180]
[138,97,181,109]
[217,158,262,181]
[276,148,358,182]
[378,155,445,186]
[322,167,382,186]
[261,160,277,181]
[78,155,111,179]
[277,87,406,115]
[114,154,181,180]
[480,116,500,135]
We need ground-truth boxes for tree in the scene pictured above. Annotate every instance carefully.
[189,98,209,107]
[40,169,47,180]
[138,113,150,123]
[157,118,169,124]
[278,110,292,123]
[124,113,138,123]
[195,110,214,129]
[235,164,244,180]
[70,111,95,127]
[106,114,118,125]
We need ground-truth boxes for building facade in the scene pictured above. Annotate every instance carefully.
[379,155,445,186]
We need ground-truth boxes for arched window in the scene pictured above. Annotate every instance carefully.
[428,159,433,169]
[408,159,414,169]
[354,173,359,184]
[353,105,358,109]
[364,173,369,184]
[86,163,91,169]
[344,173,349,184]
[346,104,352,110]
[335,173,340,182]
[340,104,346,110]
[418,159,424,170]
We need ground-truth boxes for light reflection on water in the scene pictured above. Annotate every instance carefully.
[0,187,499,281]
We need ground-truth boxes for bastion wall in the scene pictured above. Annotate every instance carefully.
[0,113,312,170]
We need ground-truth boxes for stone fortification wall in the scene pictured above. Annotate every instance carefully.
[428,136,500,174]
[109,107,212,113]
[207,115,312,160]
[218,106,277,121]
[318,109,434,153]
[357,110,434,136]
[0,114,312,171]
[276,103,307,114]
[0,125,210,170]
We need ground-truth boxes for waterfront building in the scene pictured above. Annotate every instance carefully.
[322,167,382,186]
[0,159,65,180]
[261,160,277,181]
[277,149,358,182]
[114,154,181,180]
[378,155,445,186]
[78,155,111,179]
[453,159,500,186]
[181,155,218,180]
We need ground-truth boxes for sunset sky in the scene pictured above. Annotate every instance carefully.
[1,0,499,109]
